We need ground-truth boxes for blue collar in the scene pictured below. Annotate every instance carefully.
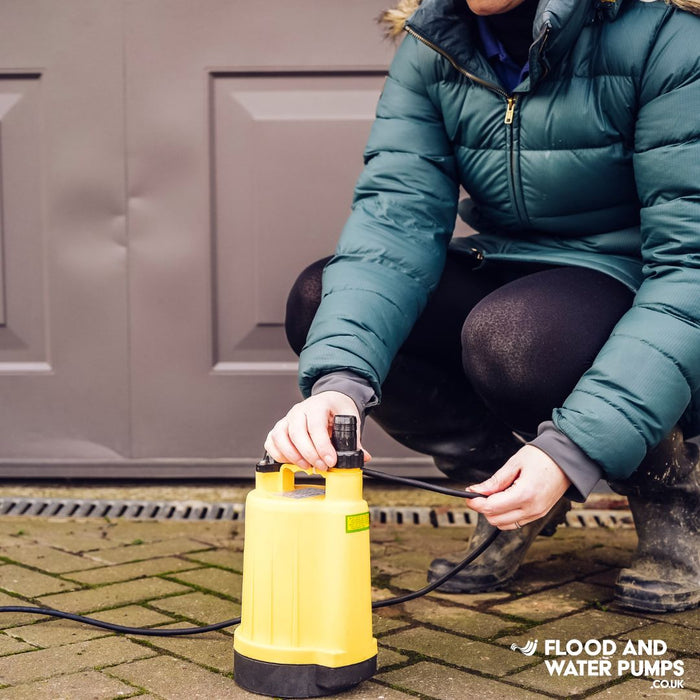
[475,17,530,92]
[406,0,602,94]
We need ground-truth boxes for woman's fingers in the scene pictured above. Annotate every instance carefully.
[469,459,521,496]
[286,407,327,470]
[306,410,337,468]
[264,419,306,467]
[264,391,364,471]
[469,484,536,530]
[468,445,571,530]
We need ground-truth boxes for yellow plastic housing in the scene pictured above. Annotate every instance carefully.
[234,464,377,669]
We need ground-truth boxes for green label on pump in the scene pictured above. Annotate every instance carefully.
[346,511,370,533]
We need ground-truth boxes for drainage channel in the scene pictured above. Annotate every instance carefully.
[0,497,245,522]
[0,497,633,528]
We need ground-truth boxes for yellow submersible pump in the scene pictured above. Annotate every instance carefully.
[0,418,500,697]
[233,415,377,698]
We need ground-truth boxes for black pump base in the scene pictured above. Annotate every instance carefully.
[233,651,377,698]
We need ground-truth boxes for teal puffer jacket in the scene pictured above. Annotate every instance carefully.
[299,0,700,480]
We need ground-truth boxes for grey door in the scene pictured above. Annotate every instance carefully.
[0,1,131,472]
[0,1,437,476]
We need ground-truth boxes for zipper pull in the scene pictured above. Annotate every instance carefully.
[504,96,517,125]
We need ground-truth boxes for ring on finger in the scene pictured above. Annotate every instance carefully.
[514,521,522,529]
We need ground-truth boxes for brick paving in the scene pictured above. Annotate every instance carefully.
[0,485,698,699]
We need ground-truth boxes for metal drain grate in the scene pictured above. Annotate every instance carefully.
[369,507,634,528]
[0,497,632,527]
[565,509,634,528]
[0,497,244,522]
[370,506,437,526]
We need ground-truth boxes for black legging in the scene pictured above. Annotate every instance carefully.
[286,250,634,480]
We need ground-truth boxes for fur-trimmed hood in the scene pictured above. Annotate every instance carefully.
[380,0,700,37]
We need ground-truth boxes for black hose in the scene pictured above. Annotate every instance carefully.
[362,466,484,499]
[371,528,499,609]
[0,608,240,636]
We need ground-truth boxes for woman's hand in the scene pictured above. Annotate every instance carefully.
[467,445,570,530]
[264,392,370,471]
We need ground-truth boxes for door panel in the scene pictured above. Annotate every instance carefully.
[127,1,432,470]
[0,1,130,465]
[0,76,45,364]
[211,72,385,368]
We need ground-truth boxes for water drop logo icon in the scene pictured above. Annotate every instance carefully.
[510,640,538,656]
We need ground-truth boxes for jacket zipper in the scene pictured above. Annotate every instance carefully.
[405,23,550,229]
[405,25,526,225]
[506,96,525,224]
[507,24,549,225]
[504,96,517,125]
[404,25,513,122]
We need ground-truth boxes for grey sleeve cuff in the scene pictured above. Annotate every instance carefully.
[529,421,603,502]
[311,370,379,418]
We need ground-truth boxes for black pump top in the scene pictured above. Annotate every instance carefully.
[256,453,282,473]
[332,415,364,469]
[256,415,363,472]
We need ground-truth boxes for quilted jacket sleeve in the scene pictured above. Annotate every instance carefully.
[551,9,700,480]
[298,35,459,399]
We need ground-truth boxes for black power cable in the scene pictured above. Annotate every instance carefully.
[362,466,485,499]
[0,607,240,637]
[371,528,499,609]
[0,467,497,636]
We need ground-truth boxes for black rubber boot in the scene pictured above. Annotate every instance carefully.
[611,428,700,613]
[427,496,571,593]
